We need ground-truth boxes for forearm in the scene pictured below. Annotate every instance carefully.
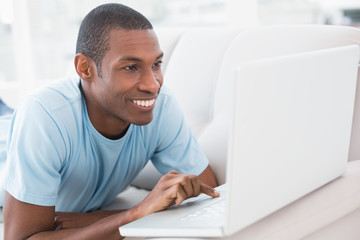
[29,221,121,240]
[54,209,127,230]
[7,171,219,240]
[29,207,143,240]
[88,209,126,219]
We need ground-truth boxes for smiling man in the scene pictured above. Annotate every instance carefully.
[0,3,218,240]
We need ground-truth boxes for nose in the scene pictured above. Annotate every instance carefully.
[139,68,162,93]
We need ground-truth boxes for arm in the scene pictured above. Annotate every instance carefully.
[54,164,219,229]
[4,171,219,240]
[54,210,126,230]
[198,164,218,188]
[4,192,141,240]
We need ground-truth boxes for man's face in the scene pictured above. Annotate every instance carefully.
[89,29,164,131]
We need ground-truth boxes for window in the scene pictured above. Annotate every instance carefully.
[0,0,15,82]
[0,0,358,86]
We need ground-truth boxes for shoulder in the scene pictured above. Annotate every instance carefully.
[155,85,175,104]
[146,85,186,135]
[24,77,81,111]
[8,77,83,161]
[153,85,181,116]
[16,77,82,118]
[12,77,83,138]
[137,85,182,136]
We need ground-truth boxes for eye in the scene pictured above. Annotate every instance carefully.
[153,61,163,69]
[124,65,137,71]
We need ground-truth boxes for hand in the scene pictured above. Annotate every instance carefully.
[136,170,220,216]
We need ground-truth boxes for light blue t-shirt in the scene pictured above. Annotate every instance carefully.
[0,77,208,212]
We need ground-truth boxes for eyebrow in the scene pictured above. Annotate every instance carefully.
[119,52,164,63]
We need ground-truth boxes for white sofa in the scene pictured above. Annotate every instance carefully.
[1,24,360,239]
[125,25,360,240]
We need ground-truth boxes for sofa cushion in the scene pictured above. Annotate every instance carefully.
[219,160,360,240]
[303,207,360,240]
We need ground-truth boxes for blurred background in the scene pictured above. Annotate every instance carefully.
[0,0,359,99]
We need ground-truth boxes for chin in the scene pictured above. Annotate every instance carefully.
[132,116,153,126]
[133,121,152,126]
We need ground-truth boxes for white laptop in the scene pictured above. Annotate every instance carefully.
[119,45,359,238]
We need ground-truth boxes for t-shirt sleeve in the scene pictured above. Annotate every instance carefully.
[2,97,66,206]
[150,90,209,176]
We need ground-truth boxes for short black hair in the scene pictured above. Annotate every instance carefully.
[76,3,153,77]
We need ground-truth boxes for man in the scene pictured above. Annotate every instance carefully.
[0,3,219,240]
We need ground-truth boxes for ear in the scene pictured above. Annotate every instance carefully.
[74,53,97,81]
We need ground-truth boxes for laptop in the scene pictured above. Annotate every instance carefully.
[119,45,359,238]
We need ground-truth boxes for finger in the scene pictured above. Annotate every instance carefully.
[180,175,194,197]
[200,183,220,198]
[54,223,62,231]
[190,176,201,197]
[54,215,62,225]
[157,170,181,189]
[159,171,186,190]
[53,216,62,231]
[172,184,187,206]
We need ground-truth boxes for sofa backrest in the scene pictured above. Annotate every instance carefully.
[153,28,187,71]
[199,25,360,185]
[163,28,240,136]
[130,27,242,189]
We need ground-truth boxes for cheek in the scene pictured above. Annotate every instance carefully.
[98,79,121,105]
[114,71,140,88]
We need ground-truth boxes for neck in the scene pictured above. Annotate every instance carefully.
[79,80,130,140]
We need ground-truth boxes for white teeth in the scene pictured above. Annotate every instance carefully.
[133,99,155,107]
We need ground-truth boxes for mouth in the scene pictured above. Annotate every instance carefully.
[132,98,156,109]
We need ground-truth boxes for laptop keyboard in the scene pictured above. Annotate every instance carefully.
[180,197,226,222]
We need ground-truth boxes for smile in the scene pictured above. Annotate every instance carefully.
[132,99,156,108]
